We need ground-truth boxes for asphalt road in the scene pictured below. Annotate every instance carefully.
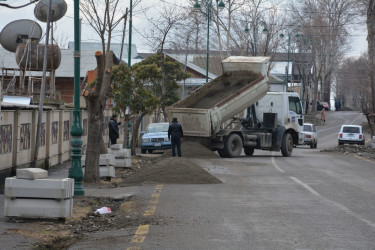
[118,111,375,250]
[3,111,374,249]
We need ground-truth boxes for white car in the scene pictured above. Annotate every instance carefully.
[338,125,365,146]
[302,123,318,148]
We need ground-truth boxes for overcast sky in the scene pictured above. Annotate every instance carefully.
[0,0,368,56]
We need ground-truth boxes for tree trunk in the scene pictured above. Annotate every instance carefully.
[367,0,375,113]
[312,77,319,113]
[84,96,103,183]
[83,51,114,183]
[131,112,145,155]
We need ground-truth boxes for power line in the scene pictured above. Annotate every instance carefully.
[0,0,40,9]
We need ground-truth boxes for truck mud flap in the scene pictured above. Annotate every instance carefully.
[272,126,286,150]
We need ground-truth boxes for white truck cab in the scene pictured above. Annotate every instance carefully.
[254,92,305,145]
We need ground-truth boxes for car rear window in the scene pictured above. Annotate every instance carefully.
[146,123,169,133]
[342,127,360,133]
[303,125,312,132]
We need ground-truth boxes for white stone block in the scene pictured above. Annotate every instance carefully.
[4,177,74,199]
[124,148,131,158]
[372,136,375,149]
[4,198,73,218]
[81,154,115,167]
[108,148,126,159]
[114,158,127,168]
[110,144,123,150]
[16,168,48,180]
[82,166,115,178]
[126,157,132,168]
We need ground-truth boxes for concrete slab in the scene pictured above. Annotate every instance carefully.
[110,144,123,150]
[16,168,48,180]
[4,178,74,199]
[82,166,115,178]
[81,154,115,167]
[4,197,73,218]
[108,148,126,159]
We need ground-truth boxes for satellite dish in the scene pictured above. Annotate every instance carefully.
[34,0,67,23]
[0,19,42,52]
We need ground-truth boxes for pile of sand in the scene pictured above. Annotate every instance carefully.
[120,141,221,186]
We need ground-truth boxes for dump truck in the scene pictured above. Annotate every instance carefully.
[167,56,304,158]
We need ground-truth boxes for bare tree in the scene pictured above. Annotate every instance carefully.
[288,0,360,112]
[142,2,185,121]
[79,0,128,183]
[336,54,370,111]
[367,0,375,113]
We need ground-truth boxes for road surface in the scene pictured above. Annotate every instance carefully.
[68,111,375,250]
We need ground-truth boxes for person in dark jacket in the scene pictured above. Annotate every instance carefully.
[108,114,121,145]
[168,117,183,157]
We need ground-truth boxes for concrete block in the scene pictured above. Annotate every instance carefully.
[16,168,48,180]
[82,165,115,178]
[81,154,115,167]
[110,144,123,150]
[114,158,127,168]
[108,148,126,159]
[4,177,74,199]
[124,148,131,158]
[4,197,73,218]
[372,136,375,149]
[126,157,132,168]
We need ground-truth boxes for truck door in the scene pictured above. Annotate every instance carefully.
[288,96,304,144]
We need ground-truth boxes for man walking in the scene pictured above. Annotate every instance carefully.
[168,117,183,157]
[108,114,121,145]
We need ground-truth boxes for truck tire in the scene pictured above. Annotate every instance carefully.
[217,149,226,158]
[244,147,254,156]
[281,133,293,157]
[141,149,147,154]
[224,134,243,158]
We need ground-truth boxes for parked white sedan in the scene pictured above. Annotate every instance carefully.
[338,125,365,146]
[302,123,318,148]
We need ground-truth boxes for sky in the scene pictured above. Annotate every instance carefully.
[0,0,369,56]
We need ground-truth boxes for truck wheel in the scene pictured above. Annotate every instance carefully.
[217,149,226,158]
[281,133,293,157]
[141,149,147,154]
[314,142,317,148]
[310,142,314,149]
[224,134,243,158]
[244,147,254,156]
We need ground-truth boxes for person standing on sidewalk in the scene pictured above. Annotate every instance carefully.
[168,117,183,157]
[320,108,326,122]
[108,114,121,145]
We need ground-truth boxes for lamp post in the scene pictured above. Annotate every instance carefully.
[68,0,84,196]
[125,0,133,149]
[298,36,312,113]
[194,0,225,83]
[244,21,268,56]
[279,32,299,92]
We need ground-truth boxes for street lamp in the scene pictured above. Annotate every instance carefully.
[69,0,84,196]
[279,32,300,92]
[194,0,225,83]
[125,0,133,149]
[297,35,313,113]
[244,21,268,56]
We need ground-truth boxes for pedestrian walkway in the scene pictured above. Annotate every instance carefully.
[0,158,149,249]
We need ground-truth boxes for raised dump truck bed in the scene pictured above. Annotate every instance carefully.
[167,57,270,137]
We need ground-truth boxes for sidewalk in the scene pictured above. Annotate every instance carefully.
[0,157,152,249]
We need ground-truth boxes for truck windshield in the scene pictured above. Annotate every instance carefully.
[289,96,302,115]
